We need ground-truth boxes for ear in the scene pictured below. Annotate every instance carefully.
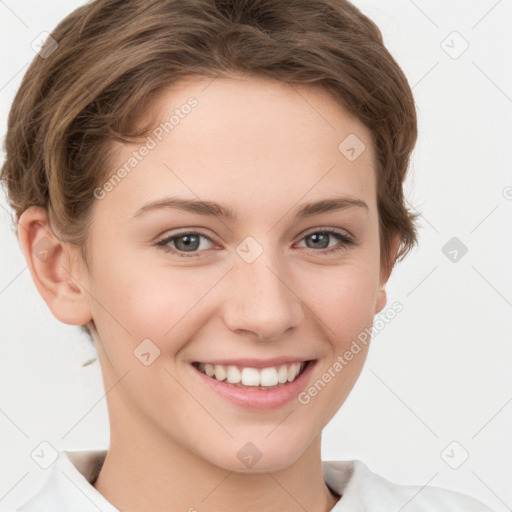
[17,206,93,326]
[374,234,401,315]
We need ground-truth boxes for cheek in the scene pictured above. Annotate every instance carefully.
[90,259,223,349]
[299,266,378,423]
[299,259,380,344]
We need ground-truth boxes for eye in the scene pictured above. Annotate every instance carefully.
[295,228,355,255]
[156,231,215,258]
[155,228,355,258]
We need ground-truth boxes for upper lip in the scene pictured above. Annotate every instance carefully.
[192,357,315,369]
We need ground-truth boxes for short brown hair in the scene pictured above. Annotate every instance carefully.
[1,0,420,339]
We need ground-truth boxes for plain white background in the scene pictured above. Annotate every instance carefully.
[1,0,511,510]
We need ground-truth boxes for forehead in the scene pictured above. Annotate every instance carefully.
[99,75,377,221]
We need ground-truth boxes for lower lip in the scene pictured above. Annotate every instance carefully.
[192,361,316,410]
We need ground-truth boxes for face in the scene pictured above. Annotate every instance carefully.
[76,75,393,472]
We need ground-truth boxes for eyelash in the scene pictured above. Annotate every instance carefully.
[155,228,355,259]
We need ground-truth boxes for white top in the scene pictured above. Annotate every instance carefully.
[13,450,494,511]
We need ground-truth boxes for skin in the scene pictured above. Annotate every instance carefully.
[18,74,400,512]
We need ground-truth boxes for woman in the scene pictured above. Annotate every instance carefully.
[1,0,494,510]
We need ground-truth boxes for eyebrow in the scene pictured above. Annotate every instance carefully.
[131,195,369,221]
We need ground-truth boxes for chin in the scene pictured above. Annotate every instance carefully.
[200,437,311,474]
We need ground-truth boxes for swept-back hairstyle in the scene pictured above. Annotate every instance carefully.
[1,0,420,340]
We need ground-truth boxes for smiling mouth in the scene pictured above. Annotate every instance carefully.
[192,361,312,390]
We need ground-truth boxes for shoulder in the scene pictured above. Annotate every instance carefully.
[323,460,495,511]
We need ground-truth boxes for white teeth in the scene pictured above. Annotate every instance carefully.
[196,361,307,387]
[241,367,260,386]
[214,364,226,382]
[226,365,241,384]
[205,363,215,377]
[260,367,279,386]
[288,362,301,382]
[278,364,288,384]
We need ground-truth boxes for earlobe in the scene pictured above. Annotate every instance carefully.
[374,235,401,315]
[374,286,387,316]
[17,206,93,326]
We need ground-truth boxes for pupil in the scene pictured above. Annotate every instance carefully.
[308,233,328,249]
[177,234,199,251]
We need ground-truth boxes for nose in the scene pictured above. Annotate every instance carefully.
[222,246,304,341]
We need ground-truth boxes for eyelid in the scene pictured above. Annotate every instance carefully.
[299,225,353,240]
[155,227,218,244]
[155,230,218,250]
